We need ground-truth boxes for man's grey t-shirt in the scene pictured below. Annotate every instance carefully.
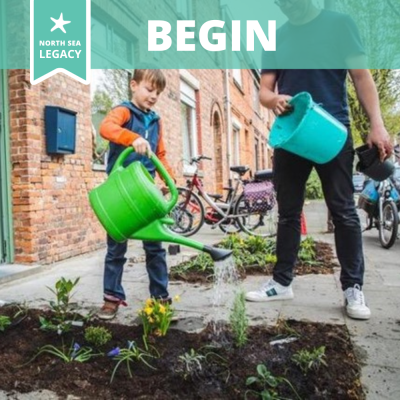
[261,10,365,125]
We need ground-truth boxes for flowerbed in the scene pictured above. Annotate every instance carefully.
[170,235,338,284]
[0,305,363,400]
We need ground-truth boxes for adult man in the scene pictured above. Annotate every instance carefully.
[245,0,393,320]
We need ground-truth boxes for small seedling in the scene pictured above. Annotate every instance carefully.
[39,277,80,335]
[229,290,249,347]
[178,348,206,379]
[245,364,302,400]
[84,326,112,347]
[108,340,158,383]
[291,346,327,375]
[0,316,11,332]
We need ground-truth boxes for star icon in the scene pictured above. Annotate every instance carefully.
[50,13,71,34]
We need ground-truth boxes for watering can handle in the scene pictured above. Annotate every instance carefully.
[110,147,178,212]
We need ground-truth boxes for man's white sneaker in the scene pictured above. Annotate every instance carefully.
[245,279,294,302]
[344,284,371,320]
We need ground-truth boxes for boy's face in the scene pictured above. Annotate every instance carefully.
[130,79,162,111]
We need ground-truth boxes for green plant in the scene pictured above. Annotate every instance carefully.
[229,290,249,347]
[298,237,319,265]
[84,326,112,347]
[24,342,99,366]
[0,316,11,332]
[245,364,302,400]
[305,169,323,200]
[108,341,158,383]
[39,277,80,335]
[138,298,175,350]
[178,348,206,379]
[291,346,327,375]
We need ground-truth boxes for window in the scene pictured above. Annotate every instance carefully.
[253,80,261,115]
[255,137,260,171]
[232,69,242,87]
[232,118,241,166]
[91,16,134,68]
[181,79,197,173]
[176,0,193,19]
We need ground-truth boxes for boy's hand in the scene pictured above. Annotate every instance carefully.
[132,137,151,155]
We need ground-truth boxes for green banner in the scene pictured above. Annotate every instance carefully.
[30,0,90,84]
[0,0,400,70]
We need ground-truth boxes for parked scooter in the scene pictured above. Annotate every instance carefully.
[358,145,400,249]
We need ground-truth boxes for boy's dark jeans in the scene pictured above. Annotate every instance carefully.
[273,136,364,291]
[103,235,169,301]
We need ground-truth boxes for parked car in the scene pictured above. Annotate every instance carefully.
[353,173,366,193]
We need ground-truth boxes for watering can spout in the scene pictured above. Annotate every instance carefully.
[203,246,233,262]
[130,218,232,261]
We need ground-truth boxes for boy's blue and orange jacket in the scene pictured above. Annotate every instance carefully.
[99,101,174,179]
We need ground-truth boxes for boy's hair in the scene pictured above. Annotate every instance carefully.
[132,69,166,92]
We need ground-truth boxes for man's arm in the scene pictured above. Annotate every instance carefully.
[259,72,292,115]
[348,69,393,160]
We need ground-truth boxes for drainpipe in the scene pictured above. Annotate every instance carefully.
[224,70,233,179]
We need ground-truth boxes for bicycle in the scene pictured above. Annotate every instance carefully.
[358,145,400,249]
[169,155,278,238]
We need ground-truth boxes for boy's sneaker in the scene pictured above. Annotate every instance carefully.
[344,284,371,320]
[245,279,294,302]
[97,300,127,320]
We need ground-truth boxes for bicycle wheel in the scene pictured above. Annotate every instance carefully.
[169,188,205,237]
[379,200,399,249]
[234,192,278,237]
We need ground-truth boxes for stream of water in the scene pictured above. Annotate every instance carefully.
[211,255,239,337]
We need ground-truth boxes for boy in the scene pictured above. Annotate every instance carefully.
[97,69,175,320]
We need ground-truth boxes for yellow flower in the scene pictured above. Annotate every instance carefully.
[144,306,153,316]
[148,317,154,323]
[145,299,153,307]
[159,304,166,314]
[173,295,181,302]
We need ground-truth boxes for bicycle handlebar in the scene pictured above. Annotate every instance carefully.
[190,155,212,164]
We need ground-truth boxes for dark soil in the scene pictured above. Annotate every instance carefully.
[170,241,338,284]
[0,306,364,400]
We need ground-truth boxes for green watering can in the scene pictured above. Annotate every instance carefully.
[89,148,232,262]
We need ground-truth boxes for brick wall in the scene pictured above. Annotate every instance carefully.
[8,70,105,264]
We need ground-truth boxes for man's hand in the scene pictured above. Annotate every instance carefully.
[271,94,293,116]
[132,137,151,155]
[366,124,393,161]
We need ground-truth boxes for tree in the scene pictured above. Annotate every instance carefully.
[348,70,400,145]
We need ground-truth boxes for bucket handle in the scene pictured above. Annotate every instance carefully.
[111,147,179,213]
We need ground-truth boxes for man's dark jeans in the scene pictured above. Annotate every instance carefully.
[273,136,364,291]
[103,235,169,301]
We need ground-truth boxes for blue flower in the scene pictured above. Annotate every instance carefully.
[107,347,120,357]
[71,342,81,359]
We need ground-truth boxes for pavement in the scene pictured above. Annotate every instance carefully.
[0,200,400,399]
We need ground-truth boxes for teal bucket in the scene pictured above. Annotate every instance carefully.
[269,92,348,164]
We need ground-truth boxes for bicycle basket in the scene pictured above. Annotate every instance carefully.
[243,181,276,213]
